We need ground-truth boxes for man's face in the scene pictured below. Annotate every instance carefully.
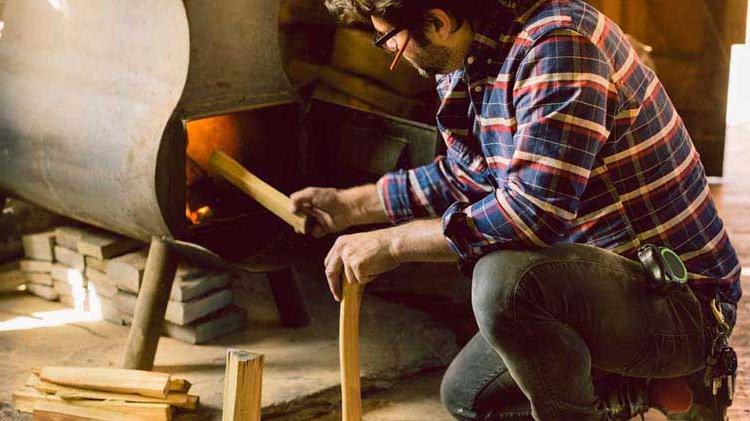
[370,16,453,78]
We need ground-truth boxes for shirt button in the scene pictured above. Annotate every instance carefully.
[474,86,482,93]
[467,56,475,65]
[486,58,493,64]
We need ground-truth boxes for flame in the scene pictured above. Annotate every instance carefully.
[186,205,213,224]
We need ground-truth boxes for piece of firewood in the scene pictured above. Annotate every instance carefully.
[20,259,54,273]
[22,231,56,262]
[77,231,142,260]
[39,367,170,399]
[168,378,191,393]
[340,281,364,421]
[222,349,263,421]
[13,387,172,420]
[32,400,150,421]
[28,375,198,410]
[209,150,308,234]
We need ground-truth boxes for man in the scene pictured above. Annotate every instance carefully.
[290,0,741,419]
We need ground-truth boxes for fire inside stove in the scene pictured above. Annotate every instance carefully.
[181,105,306,263]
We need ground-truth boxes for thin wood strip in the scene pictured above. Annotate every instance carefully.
[27,375,197,410]
[209,150,308,234]
[339,281,364,421]
[39,367,170,398]
[32,400,150,421]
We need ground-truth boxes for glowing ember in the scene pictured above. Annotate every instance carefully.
[186,205,213,224]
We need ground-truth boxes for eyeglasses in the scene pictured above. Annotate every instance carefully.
[372,25,411,71]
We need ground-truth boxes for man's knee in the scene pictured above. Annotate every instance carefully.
[471,249,542,336]
[440,366,477,420]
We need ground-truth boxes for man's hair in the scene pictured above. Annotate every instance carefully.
[324,0,481,29]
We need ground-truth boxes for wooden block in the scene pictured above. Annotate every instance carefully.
[54,226,87,250]
[84,256,108,273]
[59,291,91,312]
[84,268,117,298]
[32,400,150,421]
[116,288,233,326]
[39,367,170,399]
[13,387,172,420]
[171,268,232,302]
[26,272,54,286]
[107,251,147,294]
[168,379,191,393]
[76,230,142,260]
[20,259,54,273]
[162,306,246,345]
[51,265,86,288]
[28,375,198,410]
[53,246,85,272]
[26,283,59,301]
[222,349,263,421]
[22,231,55,262]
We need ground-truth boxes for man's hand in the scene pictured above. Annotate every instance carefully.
[324,228,401,301]
[289,184,389,237]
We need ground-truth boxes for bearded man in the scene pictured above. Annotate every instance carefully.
[290,1,741,419]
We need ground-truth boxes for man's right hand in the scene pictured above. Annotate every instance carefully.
[289,184,390,238]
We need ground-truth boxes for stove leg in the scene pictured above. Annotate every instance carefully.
[267,268,310,328]
[122,236,178,370]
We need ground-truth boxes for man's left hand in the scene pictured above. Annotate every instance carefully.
[324,228,401,301]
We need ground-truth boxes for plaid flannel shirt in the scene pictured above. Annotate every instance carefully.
[377,0,742,303]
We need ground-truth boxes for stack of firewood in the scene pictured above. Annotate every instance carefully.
[20,225,247,344]
[13,366,197,420]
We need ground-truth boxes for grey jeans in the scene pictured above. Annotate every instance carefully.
[440,243,711,420]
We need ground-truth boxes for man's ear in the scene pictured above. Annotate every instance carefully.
[423,9,454,42]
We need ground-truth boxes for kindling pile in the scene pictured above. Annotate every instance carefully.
[12,366,198,420]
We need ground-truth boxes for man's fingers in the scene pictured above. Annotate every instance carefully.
[289,188,316,214]
[325,254,343,301]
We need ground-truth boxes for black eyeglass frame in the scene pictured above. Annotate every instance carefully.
[372,25,405,49]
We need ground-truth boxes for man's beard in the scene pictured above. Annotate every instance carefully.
[406,42,453,78]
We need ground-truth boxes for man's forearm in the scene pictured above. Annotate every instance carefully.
[340,184,390,226]
[389,218,458,263]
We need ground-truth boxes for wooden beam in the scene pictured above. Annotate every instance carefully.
[209,150,308,234]
[339,281,364,421]
[122,236,179,371]
[39,367,170,399]
[222,349,264,421]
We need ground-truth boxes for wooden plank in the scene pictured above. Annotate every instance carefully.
[84,268,117,298]
[27,375,197,410]
[13,387,172,420]
[32,400,150,421]
[340,281,364,421]
[53,247,85,272]
[20,259,54,273]
[54,227,86,251]
[51,264,86,288]
[26,272,54,286]
[222,349,263,421]
[84,256,107,273]
[170,269,231,302]
[209,150,308,234]
[162,305,246,345]
[39,367,170,399]
[116,288,233,326]
[26,283,59,301]
[22,231,56,262]
[106,251,147,294]
[76,231,142,260]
